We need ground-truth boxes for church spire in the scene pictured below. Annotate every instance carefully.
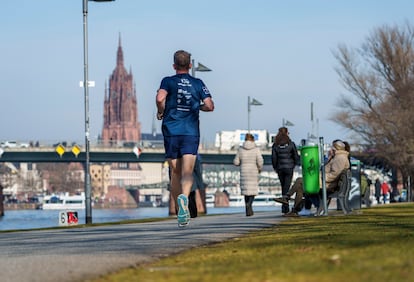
[116,33,124,67]
[104,80,108,100]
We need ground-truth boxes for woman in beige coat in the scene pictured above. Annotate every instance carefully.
[233,133,264,216]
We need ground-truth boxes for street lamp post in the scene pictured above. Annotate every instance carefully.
[190,60,211,148]
[191,59,212,77]
[247,96,262,132]
[190,58,211,139]
[248,96,251,132]
[282,119,294,127]
[82,0,114,224]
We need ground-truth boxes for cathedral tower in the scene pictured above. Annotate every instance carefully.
[101,35,141,146]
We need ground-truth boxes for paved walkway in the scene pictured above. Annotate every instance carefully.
[0,211,284,282]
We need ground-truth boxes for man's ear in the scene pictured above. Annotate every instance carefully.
[173,64,177,70]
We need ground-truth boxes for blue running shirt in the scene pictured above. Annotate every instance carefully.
[159,73,212,136]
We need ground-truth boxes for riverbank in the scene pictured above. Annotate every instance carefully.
[2,202,139,211]
[0,206,281,231]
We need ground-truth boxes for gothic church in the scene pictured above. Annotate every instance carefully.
[101,36,141,145]
[91,36,146,202]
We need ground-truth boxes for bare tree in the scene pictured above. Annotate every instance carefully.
[333,21,414,189]
[37,163,83,194]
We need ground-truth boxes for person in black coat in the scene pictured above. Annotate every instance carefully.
[375,178,381,204]
[188,154,203,218]
[271,127,300,214]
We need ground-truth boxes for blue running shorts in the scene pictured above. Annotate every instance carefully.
[164,135,200,159]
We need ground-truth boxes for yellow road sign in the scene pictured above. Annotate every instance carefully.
[55,144,65,157]
[71,145,81,157]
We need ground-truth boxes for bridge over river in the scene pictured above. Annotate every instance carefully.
[0,146,279,213]
[0,146,273,165]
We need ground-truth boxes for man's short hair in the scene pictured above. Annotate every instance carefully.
[174,50,191,71]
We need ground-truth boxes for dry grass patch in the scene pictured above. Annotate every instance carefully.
[91,204,414,282]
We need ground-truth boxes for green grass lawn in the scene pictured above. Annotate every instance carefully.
[91,204,414,282]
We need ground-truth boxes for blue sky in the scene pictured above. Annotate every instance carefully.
[1,0,413,146]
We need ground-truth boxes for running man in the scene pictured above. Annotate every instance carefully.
[156,50,214,227]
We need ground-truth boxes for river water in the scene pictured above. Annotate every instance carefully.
[0,206,280,231]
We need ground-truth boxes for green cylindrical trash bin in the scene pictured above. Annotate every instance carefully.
[301,145,320,194]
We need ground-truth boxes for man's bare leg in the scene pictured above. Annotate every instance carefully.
[169,155,196,227]
[180,154,196,196]
[168,158,181,202]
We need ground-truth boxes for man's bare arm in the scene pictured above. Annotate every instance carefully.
[156,89,167,120]
[200,97,214,112]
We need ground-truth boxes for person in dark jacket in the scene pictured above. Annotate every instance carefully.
[271,127,300,214]
[188,154,203,218]
[374,178,381,204]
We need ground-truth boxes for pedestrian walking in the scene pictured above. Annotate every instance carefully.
[271,127,300,214]
[233,133,264,216]
[188,154,204,218]
[375,178,381,204]
[381,180,391,204]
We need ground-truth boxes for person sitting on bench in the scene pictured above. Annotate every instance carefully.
[274,140,350,216]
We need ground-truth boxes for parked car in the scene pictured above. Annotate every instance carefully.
[1,141,30,148]
[19,142,30,148]
[1,141,18,148]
